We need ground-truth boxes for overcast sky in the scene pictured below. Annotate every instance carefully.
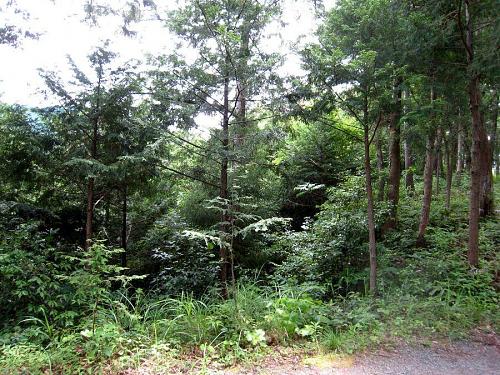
[1,0,335,108]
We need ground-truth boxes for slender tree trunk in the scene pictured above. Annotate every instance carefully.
[387,77,403,228]
[456,120,464,185]
[468,76,482,266]
[435,150,440,194]
[361,94,377,294]
[84,69,102,251]
[435,129,442,195]
[85,117,99,250]
[417,83,438,246]
[376,129,386,201]
[477,104,494,216]
[402,89,414,192]
[85,178,94,250]
[104,196,110,228]
[364,124,377,294]
[235,26,249,147]
[445,134,453,210]
[404,140,414,193]
[465,137,472,173]
[219,66,230,297]
[479,120,493,216]
[417,131,436,246]
[121,185,127,268]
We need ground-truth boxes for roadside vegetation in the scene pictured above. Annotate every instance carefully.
[1,180,498,374]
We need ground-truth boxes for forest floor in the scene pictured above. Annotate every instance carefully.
[125,333,500,375]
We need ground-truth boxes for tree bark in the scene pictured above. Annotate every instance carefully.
[479,119,493,216]
[219,64,230,297]
[465,136,472,173]
[464,0,481,266]
[417,82,438,246]
[121,185,127,268]
[84,66,102,251]
[417,131,436,246]
[85,178,94,250]
[376,129,386,201]
[364,124,377,294]
[85,116,99,250]
[435,129,442,195]
[235,25,250,147]
[445,133,453,210]
[386,77,403,228]
[361,94,377,294]
[402,89,414,192]
[404,140,414,192]
[456,120,464,185]
[468,74,481,266]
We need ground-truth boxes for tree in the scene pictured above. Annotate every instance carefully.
[0,0,39,47]
[454,0,497,265]
[416,85,438,246]
[167,0,282,295]
[0,105,57,202]
[402,89,415,193]
[400,0,465,245]
[302,4,388,292]
[41,48,146,250]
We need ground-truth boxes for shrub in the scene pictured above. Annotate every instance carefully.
[269,176,389,293]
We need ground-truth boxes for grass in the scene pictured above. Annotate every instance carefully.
[0,182,498,374]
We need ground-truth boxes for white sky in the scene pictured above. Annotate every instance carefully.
[0,0,335,132]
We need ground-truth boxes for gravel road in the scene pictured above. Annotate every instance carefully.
[225,341,500,375]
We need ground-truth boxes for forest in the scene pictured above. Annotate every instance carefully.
[0,0,499,374]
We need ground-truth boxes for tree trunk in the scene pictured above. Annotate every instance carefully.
[435,129,442,195]
[219,65,230,297]
[361,94,377,294]
[417,82,438,246]
[386,77,403,228]
[84,116,99,250]
[376,129,386,201]
[479,120,493,216]
[235,26,250,147]
[456,120,464,185]
[468,75,481,266]
[402,89,414,192]
[104,195,110,229]
[121,185,127,268]
[464,0,481,267]
[364,124,377,294]
[404,140,414,193]
[445,134,453,210]
[417,131,436,246]
[465,136,472,173]
[84,68,102,251]
[85,178,94,250]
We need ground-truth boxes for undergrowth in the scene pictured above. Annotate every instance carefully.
[0,183,498,374]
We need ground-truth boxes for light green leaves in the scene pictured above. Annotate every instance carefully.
[244,328,266,346]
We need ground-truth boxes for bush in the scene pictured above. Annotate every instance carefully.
[0,216,70,327]
[142,212,219,296]
[269,176,389,293]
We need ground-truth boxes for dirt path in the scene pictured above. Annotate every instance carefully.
[125,339,499,375]
[223,341,499,375]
